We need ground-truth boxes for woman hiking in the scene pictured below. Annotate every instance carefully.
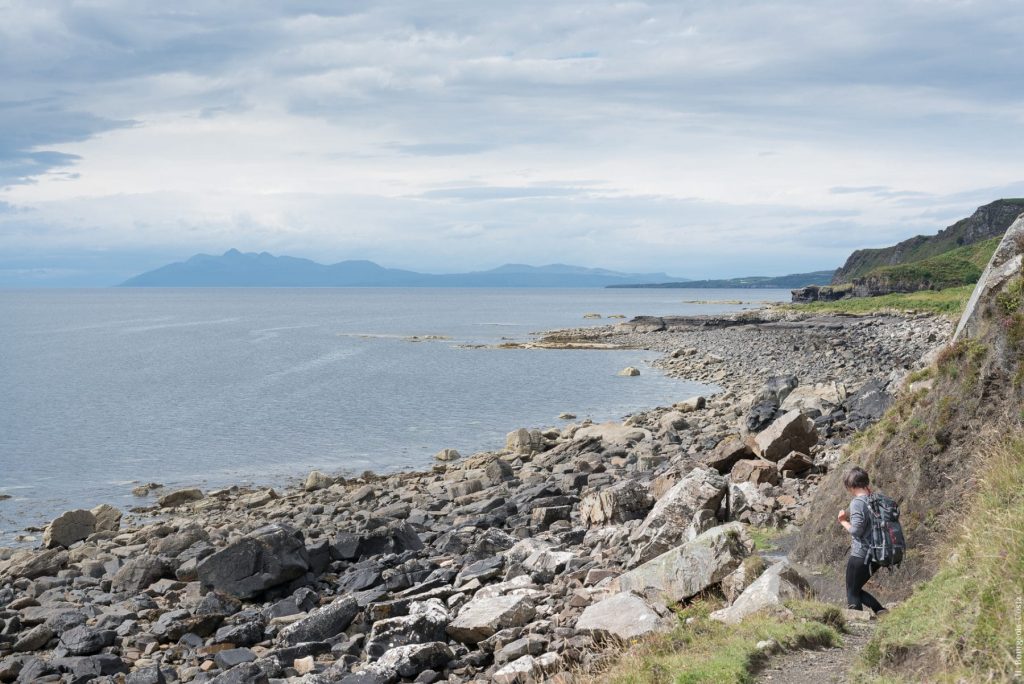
[837,466,888,614]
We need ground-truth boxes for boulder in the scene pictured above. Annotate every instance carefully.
[674,395,706,413]
[778,451,814,476]
[846,378,894,431]
[751,410,817,462]
[710,560,811,624]
[434,448,461,462]
[618,522,750,602]
[575,592,672,641]
[13,625,54,652]
[1,549,68,580]
[43,510,96,549]
[58,625,114,656]
[197,523,310,599]
[617,366,640,377]
[780,382,846,415]
[90,504,122,532]
[730,459,779,486]
[446,594,536,644]
[573,423,650,449]
[372,641,454,679]
[629,467,728,565]
[366,600,449,659]
[745,375,798,432]
[506,428,544,455]
[112,555,170,594]
[702,438,753,474]
[579,480,653,527]
[157,488,204,508]
[303,471,336,492]
[278,596,358,645]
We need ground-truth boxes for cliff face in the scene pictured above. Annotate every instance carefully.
[794,214,1024,592]
[832,198,1024,285]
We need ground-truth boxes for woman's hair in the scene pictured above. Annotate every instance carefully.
[843,466,870,489]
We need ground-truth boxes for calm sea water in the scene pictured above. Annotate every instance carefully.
[0,288,789,540]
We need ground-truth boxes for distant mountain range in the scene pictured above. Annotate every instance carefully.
[120,249,688,288]
[608,270,836,289]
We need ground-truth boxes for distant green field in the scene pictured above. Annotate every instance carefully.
[784,284,975,316]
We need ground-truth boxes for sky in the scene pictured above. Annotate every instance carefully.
[1,1,1023,286]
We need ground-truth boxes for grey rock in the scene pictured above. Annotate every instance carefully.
[43,510,96,549]
[197,523,310,599]
[629,467,728,565]
[446,594,536,644]
[90,503,123,533]
[751,410,818,462]
[576,592,672,640]
[157,487,204,508]
[366,599,448,660]
[279,596,358,646]
[372,641,453,678]
[112,555,169,594]
[710,560,811,624]
[579,480,653,527]
[618,522,750,602]
[58,625,114,656]
[214,647,257,670]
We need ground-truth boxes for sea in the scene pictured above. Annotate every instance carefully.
[0,288,790,542]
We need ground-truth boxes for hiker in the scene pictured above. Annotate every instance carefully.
[837,466,888,614]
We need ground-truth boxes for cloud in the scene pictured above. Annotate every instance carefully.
[0,1,1022,283]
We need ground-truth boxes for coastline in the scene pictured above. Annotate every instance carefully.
[0,303,952,683]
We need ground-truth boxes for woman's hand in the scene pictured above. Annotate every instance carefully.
[837,509,849,524]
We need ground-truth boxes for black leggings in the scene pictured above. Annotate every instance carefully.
[846,555,884,612]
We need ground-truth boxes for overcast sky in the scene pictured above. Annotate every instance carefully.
[2,1,1023,285]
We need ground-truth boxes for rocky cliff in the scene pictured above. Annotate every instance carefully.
[832,198,1024,286]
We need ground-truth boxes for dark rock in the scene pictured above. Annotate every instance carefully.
[58,625,114,656]
[214,648,257,670]
[365,600,448,660]
[209,662,269,684]
[112,555,170,594]
[197,523,311,599]
[214,619,265,647]
[278,596,359,646]
[846,378,894,430]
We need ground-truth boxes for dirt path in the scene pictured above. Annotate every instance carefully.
[755,620,876,684]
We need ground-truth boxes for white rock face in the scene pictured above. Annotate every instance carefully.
[573,422,651,449]
[710,560,811,624]
[956,213,1024,341]
[618,522,750,601]
[575,592,672,640]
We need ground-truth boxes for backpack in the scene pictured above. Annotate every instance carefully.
[864,492,906,569]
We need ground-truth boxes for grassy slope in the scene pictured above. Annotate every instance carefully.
[855,237,1001,291]
[781,285,974,316]
[597,599,844,684]
[835,199,1024,282]
[859,433,1024,682]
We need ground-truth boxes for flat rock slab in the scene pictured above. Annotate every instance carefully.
[446,594,536,644]
[575,592,672,641]
[710,560,811,624]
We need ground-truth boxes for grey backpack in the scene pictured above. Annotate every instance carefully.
[865,493,906,569]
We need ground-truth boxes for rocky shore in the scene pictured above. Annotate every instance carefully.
[0,309,952,684]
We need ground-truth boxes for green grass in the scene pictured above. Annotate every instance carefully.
[747,526,784,553]
[597,600,843,684]
[782,285,975,316]
[858,237,1000,291]
[858,434,1024,682]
